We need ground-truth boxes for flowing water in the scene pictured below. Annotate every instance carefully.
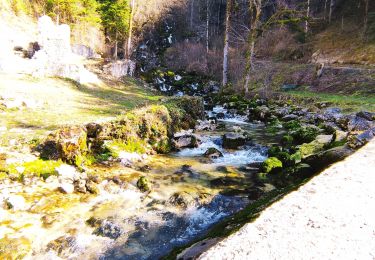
[0,105,285,259]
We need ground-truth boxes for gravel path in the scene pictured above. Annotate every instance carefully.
[200,139,375,260]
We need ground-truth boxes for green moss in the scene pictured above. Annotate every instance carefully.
[8,159,63,180]
[283,120,301,131]
[281,135,294,147]
[262,157,283,174]
[298,140,325,158]
[104,139,147,157]
[290,151,302,164]
[137,176,151,192]
[0,172,8,180]
[291,127,320,144]
[268,146,282,157]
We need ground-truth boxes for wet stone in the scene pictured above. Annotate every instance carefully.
[93,220,123,240]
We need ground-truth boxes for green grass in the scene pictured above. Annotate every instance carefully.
[285,90,375,112]
[0,74,162,150]
[7,159,63,180]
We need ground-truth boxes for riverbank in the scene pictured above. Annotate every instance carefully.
[199,138,375,260]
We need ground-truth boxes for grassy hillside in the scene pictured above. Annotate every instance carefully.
[0,74,161,150]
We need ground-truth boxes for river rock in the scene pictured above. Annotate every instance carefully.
[204,147,223,159]
[93,219,123,239]
[347,116,374,133]
[59,182,75,194]
[216,112,225,119]
[168,191,197,208]
[222,133,246,149]
[298,134,333,158]
[304,145,354,170]
[173,133,199,150]
[195,120,216,131]
[74,179,87,193]
[323,107,343,122]
[4,195,28,211]
[356,111,374,121]
[281,114,299,121]
[251,105,271,121]
[137,176,151,192]
[333,130,348,142]
[47,235,77,257]
[347,128,375,149]
[274,107,291,118]
[85,180,100,194]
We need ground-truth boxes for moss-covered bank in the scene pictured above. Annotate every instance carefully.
[36,96,204,168]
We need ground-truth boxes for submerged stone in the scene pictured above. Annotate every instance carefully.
[204,147,223,159]
[222,133,246,149]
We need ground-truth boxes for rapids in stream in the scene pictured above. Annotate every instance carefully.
[1,105,285,260]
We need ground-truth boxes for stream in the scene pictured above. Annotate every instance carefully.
[1,104,284,260]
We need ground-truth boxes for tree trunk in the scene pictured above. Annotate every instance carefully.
[190,0,195,29]
[329,0,334,24]
[222,0,232,86]
[363,0,369,37]
[113,31,118,60]
[305,0,310,33]
[206,0,209,53]
[243,0,262,93]
[324,0,328,20]
[244,41,255,93]
[126,0,136,59]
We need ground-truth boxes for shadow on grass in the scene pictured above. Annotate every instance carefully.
[61,77,162,116]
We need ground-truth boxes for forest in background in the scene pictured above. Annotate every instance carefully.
[3,0,375,91]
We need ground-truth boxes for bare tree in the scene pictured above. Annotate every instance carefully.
[243,0,262,93]
[363,0,369,37]
[328,0,334,24]
[305,0,310,33]
[206,0,210,53]
[222,0,232,86]
[126,0,136,59]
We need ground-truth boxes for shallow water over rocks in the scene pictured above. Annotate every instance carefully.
[0,105,284,259]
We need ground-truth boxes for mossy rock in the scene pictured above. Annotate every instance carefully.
[137,176,151,192]
[262,157,283,174]
[39,126,88,166]
[281,135,294,147]
[298,135,333,158]
[7,159,63,180]
[291,126,320,144]
[283,120,301,131]
[267,145,282,157]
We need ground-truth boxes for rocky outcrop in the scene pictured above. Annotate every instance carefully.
[39,126,88,165]
[103,59,136,78]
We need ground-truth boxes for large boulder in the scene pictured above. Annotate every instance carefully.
[173,132,200,150]
[347,116,374,133]
[39,126,88,165]
[222,133,246,149]
[304,145,354,170]
[298,134,333,158]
